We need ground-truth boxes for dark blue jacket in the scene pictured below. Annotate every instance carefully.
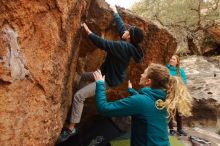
[96,81,170,146]
[88,13,143,87]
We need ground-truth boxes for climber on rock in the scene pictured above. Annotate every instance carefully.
[57,5,145,143]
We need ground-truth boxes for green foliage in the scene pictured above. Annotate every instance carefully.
[132,0,219,27]
[111,136,184,146]
[131,0,220,54]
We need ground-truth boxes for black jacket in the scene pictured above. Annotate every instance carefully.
[88,13,143,87]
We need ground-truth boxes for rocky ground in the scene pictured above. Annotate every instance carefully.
[179,127,220,146]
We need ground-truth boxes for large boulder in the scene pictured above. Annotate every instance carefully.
[202,27,220,55]
[208,27,220,44]
[0,0,176,145]
[181,56,220,128]
[0,0,88,145]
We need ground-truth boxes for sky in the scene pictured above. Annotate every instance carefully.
[105,0,140,9]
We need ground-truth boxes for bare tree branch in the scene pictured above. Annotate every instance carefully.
[191,8,199,12]
[197,0,202,27]
[174,20,187,25]
[154,14,164,26]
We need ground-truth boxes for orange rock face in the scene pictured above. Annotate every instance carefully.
[203,27,220,55]
[209,27,220,44]
[0,0,176,145]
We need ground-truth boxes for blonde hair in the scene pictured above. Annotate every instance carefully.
[146,63,192,119]
[173,55,181,76]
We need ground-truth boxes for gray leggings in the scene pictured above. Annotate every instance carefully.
[70,72,108,123]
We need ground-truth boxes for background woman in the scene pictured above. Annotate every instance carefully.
[166,55,188,136]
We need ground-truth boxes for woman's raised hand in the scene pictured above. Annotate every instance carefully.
[93,70,105,81]
[128,80,132,88]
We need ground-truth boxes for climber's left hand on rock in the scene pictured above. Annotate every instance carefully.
[82,23,92,34]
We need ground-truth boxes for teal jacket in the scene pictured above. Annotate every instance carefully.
[166,64,187,84]
[96,81,170,146]
[88,13,143,87]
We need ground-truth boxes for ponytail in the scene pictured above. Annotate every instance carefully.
[146,63,192,118]
[156,76,192,119]
[176,64,181,77]
[174,55,181,76]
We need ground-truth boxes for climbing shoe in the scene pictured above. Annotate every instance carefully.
[177,129,187,136]
[169,129,176,136]
[57,128,76,143]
